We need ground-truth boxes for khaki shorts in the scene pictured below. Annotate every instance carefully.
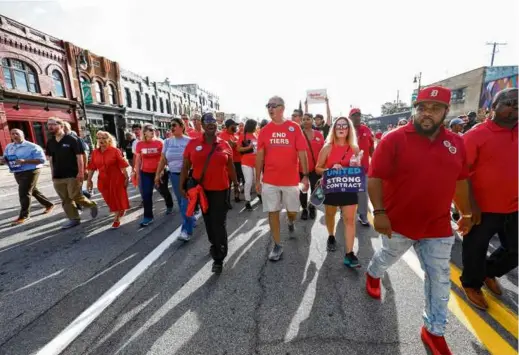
[261,183,300,213]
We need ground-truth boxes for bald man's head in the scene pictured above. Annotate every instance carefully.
[10,128,24,143]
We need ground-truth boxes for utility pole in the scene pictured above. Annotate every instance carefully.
[486,42,507,66]
[396,90,400,104]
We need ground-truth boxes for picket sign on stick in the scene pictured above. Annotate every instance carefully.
[306,89,327,104]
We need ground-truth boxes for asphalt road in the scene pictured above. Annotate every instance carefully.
[0,166,516,355]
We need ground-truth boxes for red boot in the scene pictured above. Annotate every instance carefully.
[421,326,452,355]
[366,273,381,299]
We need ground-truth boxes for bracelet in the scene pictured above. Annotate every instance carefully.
[461,214,473,219]
[373,209,386,215]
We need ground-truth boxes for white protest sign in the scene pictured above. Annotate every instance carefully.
[306,89,327,104]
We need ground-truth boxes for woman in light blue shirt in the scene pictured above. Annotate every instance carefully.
[155,118,194,241]
[0,128,54,225]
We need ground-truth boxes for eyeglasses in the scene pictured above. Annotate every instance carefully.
[266,103,282,109]
[501,99,518,107]
[335,124,349,130]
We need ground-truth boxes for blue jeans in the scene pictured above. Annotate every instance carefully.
[140,172,156,219]
[367,233,455,336]
[169,172,194,235]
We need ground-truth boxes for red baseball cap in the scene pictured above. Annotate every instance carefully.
[349,108,361,116]
[414,86,451,107]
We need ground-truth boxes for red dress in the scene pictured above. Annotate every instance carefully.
[88,146,130,212]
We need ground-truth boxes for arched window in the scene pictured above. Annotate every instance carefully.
[108,84,116,104]
[173,102,177,115]
[166,99,171,114]
[124,88,132,107]
[135,91,142,109]
[52,70,65,97]
[159,98,164,113]
[2,58,39,93]
[80,76,92,103]
[94,81,104,103]
[145,93,151,111]
[152,96,157,112]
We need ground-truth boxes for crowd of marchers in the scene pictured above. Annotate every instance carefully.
[1,86,517,355]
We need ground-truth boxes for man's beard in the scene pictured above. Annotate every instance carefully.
[413,113,447,137]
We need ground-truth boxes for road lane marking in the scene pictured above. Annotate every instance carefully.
[35,213,201,355]
[450,264,518,339]
[366,205,516,355]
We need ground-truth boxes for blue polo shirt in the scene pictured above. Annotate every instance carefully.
[3,140,46,173]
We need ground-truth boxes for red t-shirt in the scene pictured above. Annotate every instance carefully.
[325,144,355,169]
[136,139,163,173]
[219,130,241,163]
[187,128,204,140]
[463,120,518,213]
[368,123,469,239]
[183,136,232,191]
[238,132,258,167]
[355,124,374,171]
[257,120,307,186]
[300,129,325,172]
[375,132,383,140]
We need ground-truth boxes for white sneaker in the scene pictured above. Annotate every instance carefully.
[178,230,191,242]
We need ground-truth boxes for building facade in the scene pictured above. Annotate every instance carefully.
[120,70,183,138]
[0,16,78,154]
[171,84,220,115]
[367,111,412,132]
[423,65,518,118]
[65,42,124,144]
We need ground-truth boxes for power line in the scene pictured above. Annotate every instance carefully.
[486,42,507,66]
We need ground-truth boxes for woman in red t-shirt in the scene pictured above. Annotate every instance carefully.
[238,119,259,211]
[180,112,239,274]
[134,124,172,227]
[300,113,325,220]
[315,117,362,268]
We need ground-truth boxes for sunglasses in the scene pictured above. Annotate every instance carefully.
[266,103,282,109]
[501,99,518,107]
[335,124,350,130]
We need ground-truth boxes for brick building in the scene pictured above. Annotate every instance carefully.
[420,65,518,119]
[0,16,78,154]
[65,42,124,144]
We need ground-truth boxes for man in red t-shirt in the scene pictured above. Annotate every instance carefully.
[219,118,244,204]
[349,108,374,226]
[187,114,204,139]
[460,88,518,310]
[366,86,473,355]
[256,96,309,262]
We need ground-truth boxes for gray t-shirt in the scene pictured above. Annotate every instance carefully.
[162,136,191,173]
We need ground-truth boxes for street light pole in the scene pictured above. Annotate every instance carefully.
[75,50,92,148]
[414,72,422,92]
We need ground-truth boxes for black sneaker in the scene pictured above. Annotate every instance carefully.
[327,235,337,252]
[258,196,262,204]
[288,221,295,233]
[212,262,223,274]
[245,201,253,211]
[309,206,316,220]
[301,209,308,220]
[234,196,241,203]
[344,252,361,268]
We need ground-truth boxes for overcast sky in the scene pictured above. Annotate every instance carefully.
[0,0,517,119]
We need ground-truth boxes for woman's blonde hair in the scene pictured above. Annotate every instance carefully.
[96,130,117,148]
[326,116,359,151]
[142,124,155,141]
